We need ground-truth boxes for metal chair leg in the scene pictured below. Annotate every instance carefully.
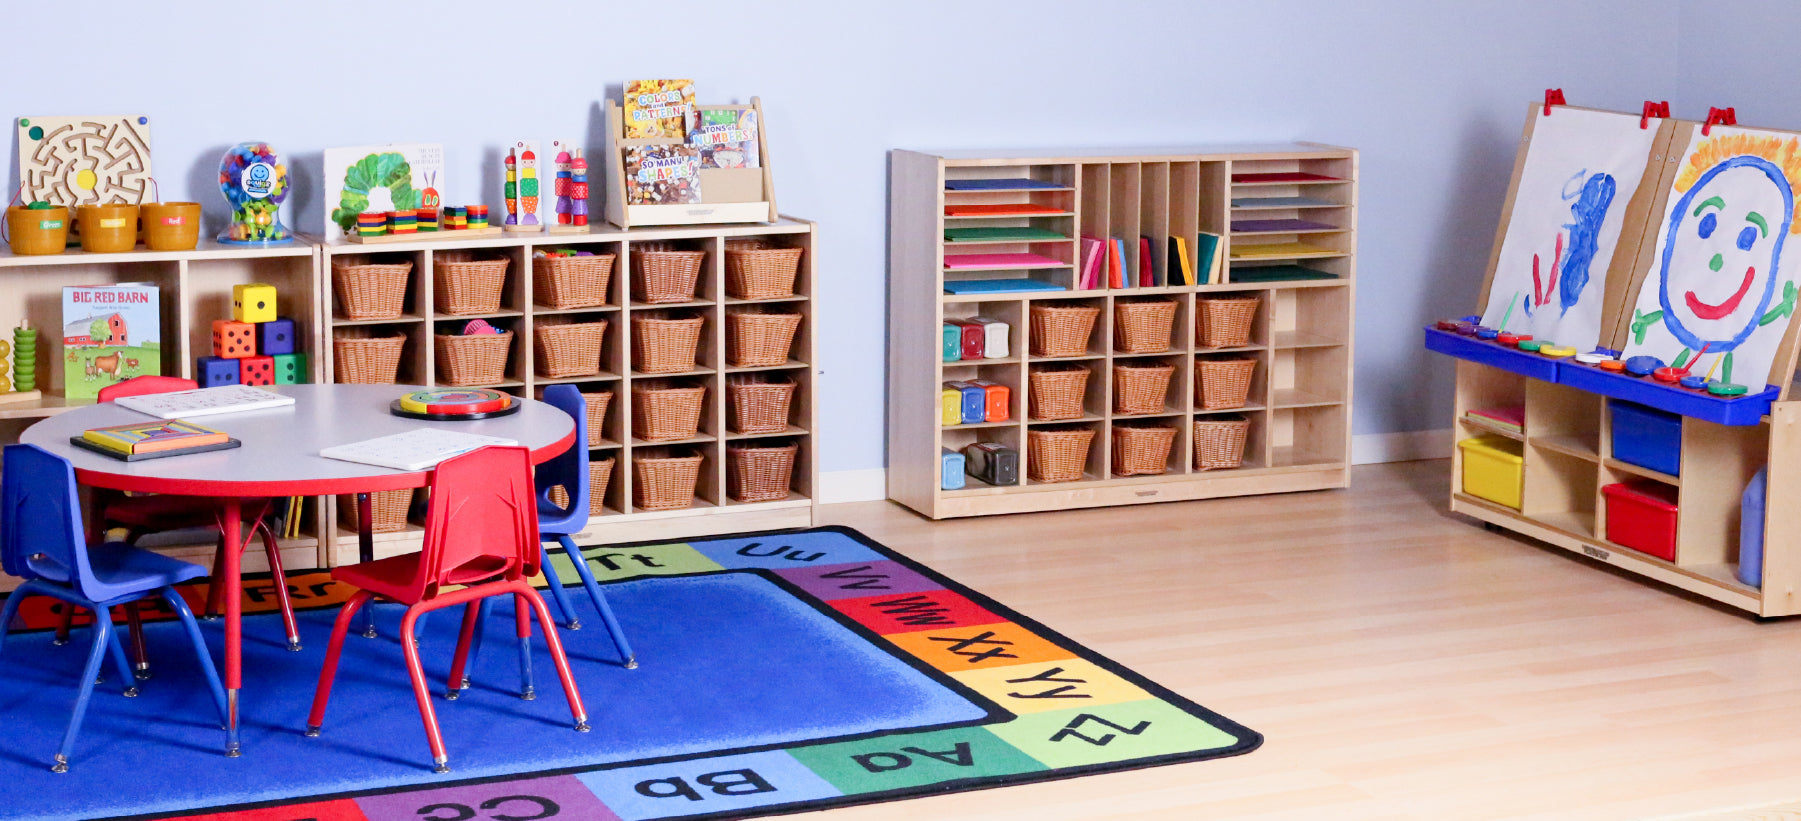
[123,601,151,680]
[306,590,372,736]
[514,593,534,701]
[257,523,302,651]
[536,544,579,630]
[55,617,115,773]
[161,587,229,745]
[102,612,137,697]
[557,534,635,667]
[399,605,451,773]
[513,582,588,732]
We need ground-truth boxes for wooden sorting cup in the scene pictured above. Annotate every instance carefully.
[140,202,202,251]
[77,203,139,253]
[5,205,69,255]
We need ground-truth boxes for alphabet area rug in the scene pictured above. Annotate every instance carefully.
[0,526,1259,821]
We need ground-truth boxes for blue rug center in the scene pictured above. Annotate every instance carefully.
[0,572,989,821]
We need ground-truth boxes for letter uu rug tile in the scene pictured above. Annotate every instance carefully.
[0,526,1259,820]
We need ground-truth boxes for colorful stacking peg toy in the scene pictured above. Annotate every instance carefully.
[467,204,489,229]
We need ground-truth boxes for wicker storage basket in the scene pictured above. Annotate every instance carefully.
[332,331,406,384]
[533,319,607,378]
[632,245,706,303]
[548,456,614,515]
[725,240,802,300]
[331,256,412,320]
[1112,423,1178,476]
[434,252,509,314]
[633,449,703,510]
[1196,357,1257,410]
[1027,425,1095,483]
[726,309,801,367]
[632,314,705,373]
[1114,300,1178,353]
[727,374,795,434]
[1029,364,1090,420]
[1112,362,1174,415]
[631,381,706,441]
[337,490,412,534]
[582,390,613,445]
[1029,304,1101,357]
[727,441,798,502]
[533,252,614,309]
[434,330,512,385]
[1194,415,1251,470]
[1197,296,1259,348]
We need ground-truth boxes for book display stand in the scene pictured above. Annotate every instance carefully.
[602,97,777,229]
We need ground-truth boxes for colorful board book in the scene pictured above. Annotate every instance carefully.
[81,418,229,455]
[622,79,696,140]
[623,144,703,205]
[942,252,1062,269]
[943,203,1065,217]
[112,384,296,419]
[689,108,759,169]
[61,282,161,402]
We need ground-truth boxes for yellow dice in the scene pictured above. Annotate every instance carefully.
[232,283,278,323]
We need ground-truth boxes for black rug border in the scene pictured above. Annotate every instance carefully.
[91,523,1262,821]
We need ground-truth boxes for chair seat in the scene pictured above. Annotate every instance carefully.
[332,553,509,605]
[31,542,209,603]
[105,495,267,530]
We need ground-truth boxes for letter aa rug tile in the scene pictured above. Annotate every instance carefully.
[0,526,1259,821]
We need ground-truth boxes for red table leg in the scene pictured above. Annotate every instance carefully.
[358,492,377,638]
[219,496,243,757]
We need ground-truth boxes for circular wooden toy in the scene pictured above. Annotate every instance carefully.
[1624,355,1663,377]
[390,387,520,420]
[1598,359,1626,373]
[1707,381,1749,396]
[1538,345,1576,358]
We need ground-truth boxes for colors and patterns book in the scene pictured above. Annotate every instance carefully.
[623,79,697,140]
[690,109,759,168]
[62,282,161,402]
[623,145,703,205]
[81,418,228,455]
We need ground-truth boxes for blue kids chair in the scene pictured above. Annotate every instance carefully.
[449,386,634,694]
[0,444,229,772]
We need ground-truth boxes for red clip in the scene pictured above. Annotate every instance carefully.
[1703,106,1737,136]
[1640,100,1670,129]
[1543,88,1567,116]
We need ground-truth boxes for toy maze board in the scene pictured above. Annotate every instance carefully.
[144,526,1258,820]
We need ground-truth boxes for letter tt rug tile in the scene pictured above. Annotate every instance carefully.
[0,526,1259,820]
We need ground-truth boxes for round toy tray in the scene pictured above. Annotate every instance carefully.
[389,388,520,420]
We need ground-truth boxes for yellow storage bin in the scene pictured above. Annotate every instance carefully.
[1458,436,1524,509]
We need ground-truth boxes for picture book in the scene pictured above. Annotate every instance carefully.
[623,144,703,205]
[319,428,519,471]
[82,418,229,455]
[321,142,445,242]
[689,108,759,169]
[113,384,296,419]
[62,283,161,402]
[623,79,697,140]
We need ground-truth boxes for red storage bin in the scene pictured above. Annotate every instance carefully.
[1602,481,1679,561]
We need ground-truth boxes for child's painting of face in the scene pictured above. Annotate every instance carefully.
[1658,156,1792,352]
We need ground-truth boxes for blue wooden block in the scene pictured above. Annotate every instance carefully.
[196,356,240,388]
[258,317,297,356]
[271,352,306,385]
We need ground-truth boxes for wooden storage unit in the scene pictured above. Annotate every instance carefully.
[318,218,817,561]
[1448,360,1801,615]
[890,145,1356,518]
[0,239,326,582]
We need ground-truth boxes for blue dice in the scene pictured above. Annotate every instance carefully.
[258,317,297,356]
[197,356,240,387]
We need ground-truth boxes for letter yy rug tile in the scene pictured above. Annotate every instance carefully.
[0,526,1259,820]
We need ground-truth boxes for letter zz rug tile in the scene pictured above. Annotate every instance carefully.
[0,526,1259,820]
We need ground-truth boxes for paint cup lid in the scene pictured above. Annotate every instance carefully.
[1435,320,1460,330]
[1624,355,1664,376]
[1476,327,1499,339]
[1599,359,1626,372]
[1539,345,1576,358]
[1573,352,1605,364]
[1653,367,1683,382]
[1707,381,1749,396]
[1679,375,1708,389]
[1517,339,1544,352]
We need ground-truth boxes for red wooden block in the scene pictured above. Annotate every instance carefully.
[212,319,256,359]
[240,355,275,386]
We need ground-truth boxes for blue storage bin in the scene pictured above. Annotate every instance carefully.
[1739,466,1767,587]
[1611,400,1681,476]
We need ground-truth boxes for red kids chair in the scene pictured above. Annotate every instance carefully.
[88,376,301,664]
[304,445,588,773]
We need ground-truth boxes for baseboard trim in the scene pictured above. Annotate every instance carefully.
[1351,428,1452,465]
[822,430,1452,506]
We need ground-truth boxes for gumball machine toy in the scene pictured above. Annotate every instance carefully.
[218,142,292,244]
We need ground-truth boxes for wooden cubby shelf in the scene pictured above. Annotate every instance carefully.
[890,144,1356,519]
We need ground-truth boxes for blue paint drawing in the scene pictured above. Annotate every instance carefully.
[1559,171,1616,315]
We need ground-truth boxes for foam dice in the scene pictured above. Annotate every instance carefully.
[197,356,240,387]
[271,352,306,384]
[258,317,297,356]
[232,283,278,323]
[212,320,256,358]
[240,355,274,386]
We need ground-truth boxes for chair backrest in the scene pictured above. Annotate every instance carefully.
[412,445,541,599]
[1,444,95,593]
[535,385,589,523]
[98,375,199,403]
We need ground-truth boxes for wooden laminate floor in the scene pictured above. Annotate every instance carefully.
[795,460,1801,821]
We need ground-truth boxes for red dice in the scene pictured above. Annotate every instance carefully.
[240,355,274,386]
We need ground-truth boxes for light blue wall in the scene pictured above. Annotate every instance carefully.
[1676,3,1801,130]
[2,1,1679,473]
